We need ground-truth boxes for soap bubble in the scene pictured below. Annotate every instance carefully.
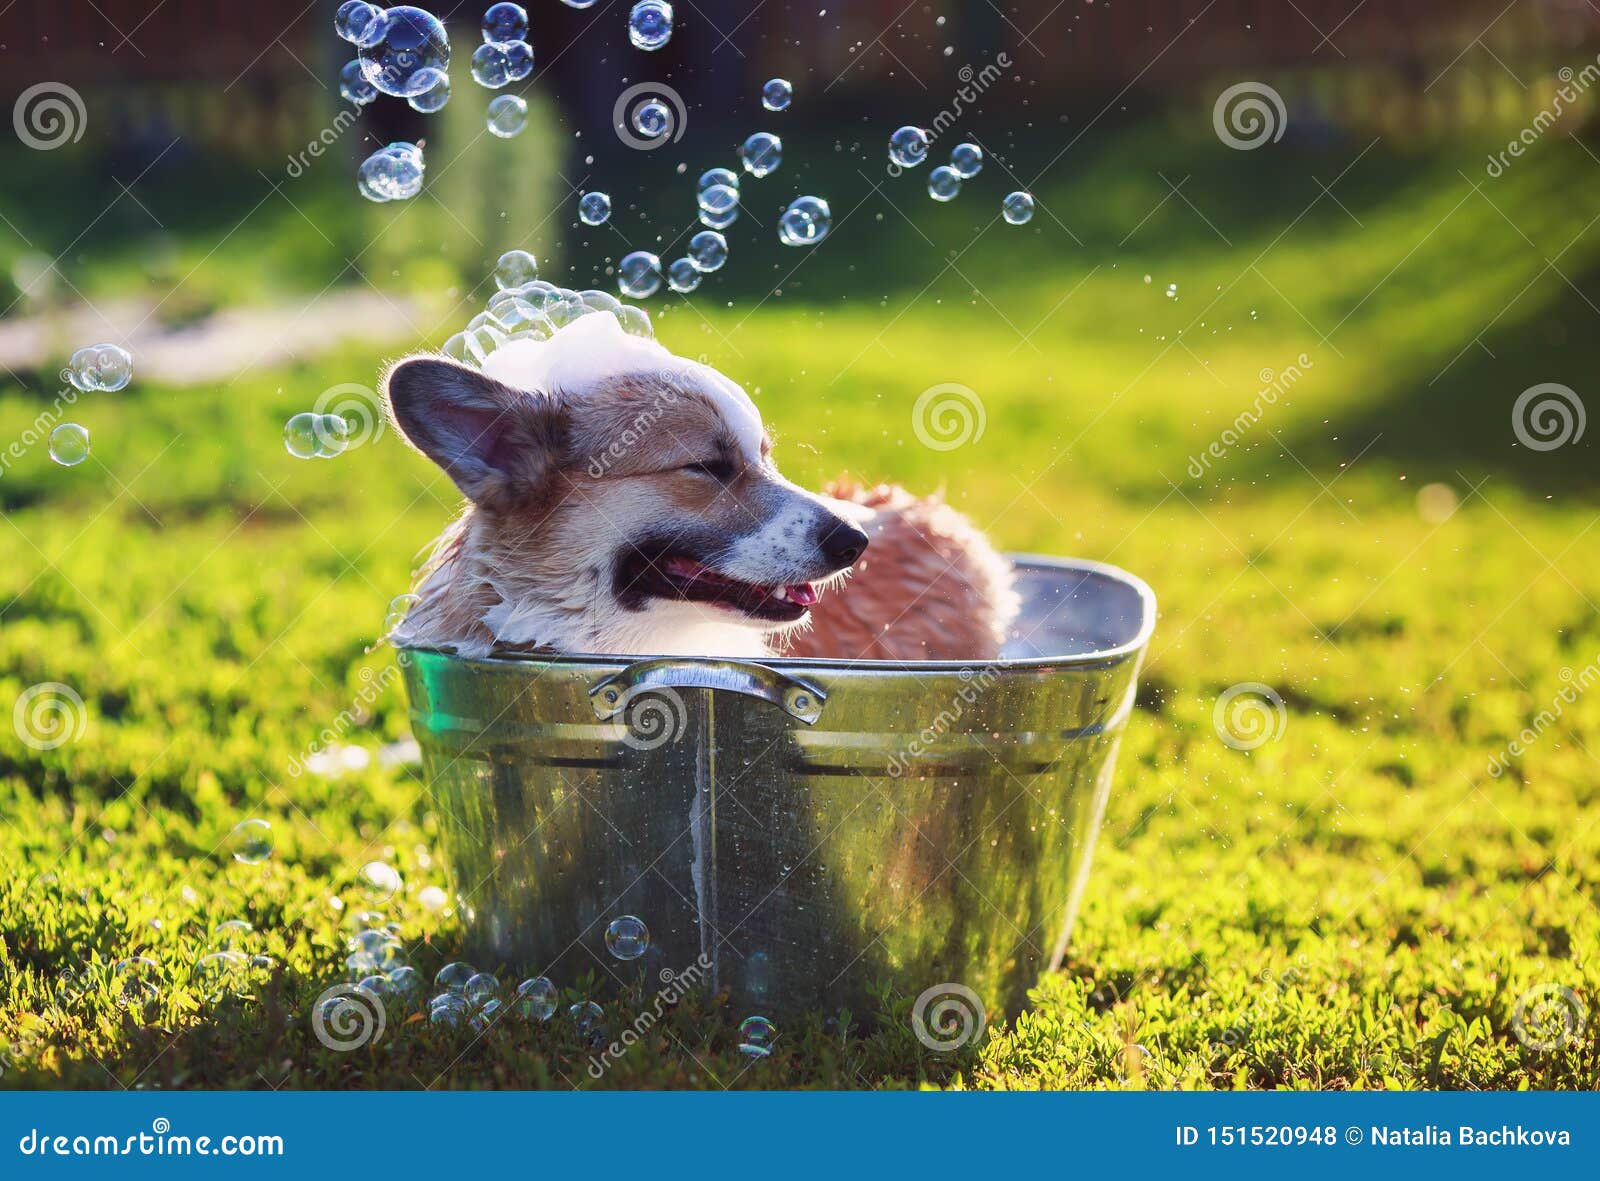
[699,200,738,231]
[949,142,983,178]
[494,249,539,289]
[471,42,511,88]
[628,1,674,51]
[113,957,161,1014]
[474,997,505,1028]
[739,132,782,178]
[688,230,727,272]
[927,165,961,202]
[228,819,273,863]
[48,422,90,466]
[562,0,597,6]
[666,258,701,293]
[360,860,403,902]
[465,972,501,1005]
[613,305,654,339]
[68,342,133,391]
[1002,190,1035,225]
[618,251,662,298]
[210,919,254,949]
[514,977,558,1020]
[502,39,533,80]
[778,195,832,246]
[430,992,470,1026]
[384,592,420,633]
[313,413,350,457]
[435,962,476,994]
[569,1000,604,1030]
[698,181,739,216]
[579,289,623,315]
[604,915,650,960]
[762,78,793,112]
[407,70,450,113]
[578,191,612,225]
[486,93,528,136]
[697,167,739,198]
[889,125,929,168]
[358,142,424,202]
[388,965,423,997]
[359,6,451,98]
[632,98,670,138]
[481,2,528,42]
[419,885,449,912]
[335,1,386,47]
[738,1015,778,1057]
[284,412,320,458]
[339,59,379,105]
[193,951,250,997]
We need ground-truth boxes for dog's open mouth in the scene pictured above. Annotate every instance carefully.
[626,552,818,622]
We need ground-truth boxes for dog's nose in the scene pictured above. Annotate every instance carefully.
[818,517,869,568]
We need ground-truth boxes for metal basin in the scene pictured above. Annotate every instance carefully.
[400,555,1155,1021]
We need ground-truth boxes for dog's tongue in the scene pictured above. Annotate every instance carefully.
[786,583,819,606]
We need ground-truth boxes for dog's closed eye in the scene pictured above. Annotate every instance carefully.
[680,458,737,481]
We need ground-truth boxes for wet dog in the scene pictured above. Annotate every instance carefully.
[384,312,1014,660]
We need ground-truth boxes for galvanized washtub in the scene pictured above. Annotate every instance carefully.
[399,555,1155,1021]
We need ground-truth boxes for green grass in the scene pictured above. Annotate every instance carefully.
[2,116,1599,1089]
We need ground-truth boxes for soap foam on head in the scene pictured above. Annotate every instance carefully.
[480,310,766,462]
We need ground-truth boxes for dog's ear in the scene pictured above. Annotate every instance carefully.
[384,356,562,511]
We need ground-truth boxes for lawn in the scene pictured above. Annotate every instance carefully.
[1,112,1598,1089]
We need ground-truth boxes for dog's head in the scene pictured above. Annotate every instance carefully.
[383,312,868,654]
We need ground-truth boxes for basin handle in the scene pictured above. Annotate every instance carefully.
[589,659,827,725]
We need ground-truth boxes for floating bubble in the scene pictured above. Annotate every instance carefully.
[407,70,450,113]
[113,957,161,1013]
[435,962,476,994]
[385,592,420,633]
[335,1,386,47]
[688,230,727,272]
[927,165,961,202]
[578,190,612,225]
[487,93,528,136]
[632,98,670,138]
[210,919,254,949]
[738,1015,778,1057]
[340,59,379,105]
[569,1000,604,1030]
[579,289,623,315]
[889,125,929,168]
[666,258,701,293]
[739,132,782,178]
[357,142,425,202]
[429,992,470,1026]
[699,201,738,231]
[283,412,320,459]
[618,251,662,298]
[762,78,793,112]
[949,142,983,178]
[481,2,528,42]
[313,413,350,457]
[1002,190,1035,225]
[68,342,133,391]
[697,167,739,198]
[465,972,501,1005]
[778,195,832,246]
[604,915,650,960]
[514,977,558,1020]
[358,6,451,98]
[613,305,654,339]
[494,249,539,289]
[360,860,403,901]
[562,0,597,6]
[388,965,423,996]
[628,0,674,51]
[48,422,90,466]
[475,997,505,1028]
[193,951,250,997]
[419,885,449,912]
[698,181,739,216]
[228,819,273,864]
[502,39,533,80]
[471,42,511,88]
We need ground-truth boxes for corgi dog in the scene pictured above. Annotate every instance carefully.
[384,312,1015,661]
